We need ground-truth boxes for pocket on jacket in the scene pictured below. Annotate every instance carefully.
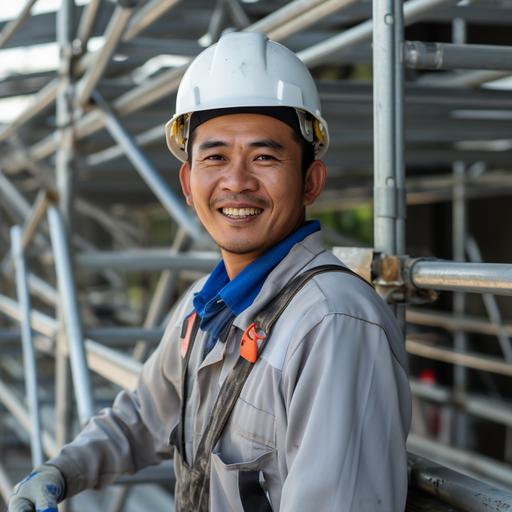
[210,450,273,511]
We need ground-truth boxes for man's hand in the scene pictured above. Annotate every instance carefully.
[8,464,66,512]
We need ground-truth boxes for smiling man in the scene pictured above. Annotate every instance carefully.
[9,32,411,512]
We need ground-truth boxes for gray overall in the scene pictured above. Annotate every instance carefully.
[170,264,371,511]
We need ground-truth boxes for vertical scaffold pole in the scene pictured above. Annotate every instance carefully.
[372,0,406,326]
[55,0,77,482]
[452,161,468,449]
[11,226,44,467]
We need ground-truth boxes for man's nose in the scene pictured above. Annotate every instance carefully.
[220,159,258,192]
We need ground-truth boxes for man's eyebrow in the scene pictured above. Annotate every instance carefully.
[197,140,229,152]
[249,139,285,151]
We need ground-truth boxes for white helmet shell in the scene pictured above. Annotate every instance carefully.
[165,32,329,162]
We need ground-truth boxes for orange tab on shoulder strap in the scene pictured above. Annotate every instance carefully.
[240,322,265,363]
[180,311,197,358]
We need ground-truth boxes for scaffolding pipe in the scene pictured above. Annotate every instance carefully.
[20,189,58,251]
[411,378,512,428]
[372,0,405,262]
[0,0,39,50]
[0,294,57,337]
[93,91,204,241]
[85,327,164,344]
[47,206,94,425]
[408,443,512,497]
[407,308,512,338]
[0,462,13,504]
[76,248,218,272]
[76,0,102,50]
[0,379,58,458]
[11,226,44,467]
[410,260,512,295]
[76,1,137,107]
[405,41,512,71]
[246,0,326,34]
[298,0,456,67]
[466,236,512,362]
[123,0,181,41]
[85,339,141,390]
[266,0,360,42]
[406,338,512,377]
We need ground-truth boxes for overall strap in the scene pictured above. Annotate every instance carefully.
[174,311,201,463]
[194,264,369,464]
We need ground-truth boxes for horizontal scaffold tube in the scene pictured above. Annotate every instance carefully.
[405,41,512,71]
[409,259,512,295]
[408,448,512,504]
[77,249,218,272]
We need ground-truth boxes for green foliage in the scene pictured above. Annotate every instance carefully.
[314,206,373,245]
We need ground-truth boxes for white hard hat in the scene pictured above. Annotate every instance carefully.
[165,31,329,162]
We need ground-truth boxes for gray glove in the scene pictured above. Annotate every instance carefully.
[8,464,66,512]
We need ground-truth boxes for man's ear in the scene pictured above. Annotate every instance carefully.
[179,161,193,206]
[303,160,327,206]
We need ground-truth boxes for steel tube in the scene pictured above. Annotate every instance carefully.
[267,0,360,42]
[0,294,57,337]
[0,379,58,458]
[76,249,218,272]
[0,0,39,50]
[406,338,512,377]
[410,260,512,295]
[47,206,94,424]
[76,0,102,50]
[123,0,181,41]
[20,189,58,251]
[85,327,164,344]
[11,226,44,467]
[246,0,326,34]
[466,236,512,362]
[407,308,512,337]
[409,442,512,496]
[85,339,142,390]
[0,462,13,504]
[298,0,456,67]
[373,0,402,257]
[76,3,136,107]
[93,91,204,241]
[410,378,512,428]
[405,41,512,71]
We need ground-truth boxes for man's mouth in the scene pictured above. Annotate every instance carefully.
[220,207,263,218]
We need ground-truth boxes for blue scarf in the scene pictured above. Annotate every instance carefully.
[193,221,320,356]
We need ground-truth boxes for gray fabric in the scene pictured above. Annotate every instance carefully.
[49,231,411,511]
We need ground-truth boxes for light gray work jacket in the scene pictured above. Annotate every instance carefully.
[50,231,411,511]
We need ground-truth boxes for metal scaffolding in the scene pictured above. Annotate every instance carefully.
[1,0,512,509]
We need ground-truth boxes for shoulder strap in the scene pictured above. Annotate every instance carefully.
[193,264,370,466]
[255,263,372,336]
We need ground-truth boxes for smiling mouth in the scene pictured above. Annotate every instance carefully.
[220,207,263,219]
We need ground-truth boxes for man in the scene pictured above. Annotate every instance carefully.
[9,32,411,511]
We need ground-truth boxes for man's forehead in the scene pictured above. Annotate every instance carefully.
[193,113,295,142]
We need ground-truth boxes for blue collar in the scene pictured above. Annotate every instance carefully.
[193,220,321,319]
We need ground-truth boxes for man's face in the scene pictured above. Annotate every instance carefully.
[179,113,325,276]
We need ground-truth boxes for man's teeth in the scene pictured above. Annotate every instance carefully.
[222,207,262,217]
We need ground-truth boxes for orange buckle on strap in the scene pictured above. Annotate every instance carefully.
[180,311,197,358]
[240,322,265,363]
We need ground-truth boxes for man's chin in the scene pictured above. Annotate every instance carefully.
[217,241,264,257]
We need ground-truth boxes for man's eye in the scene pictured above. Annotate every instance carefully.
[204,154,225,161]
[255,154,277,161]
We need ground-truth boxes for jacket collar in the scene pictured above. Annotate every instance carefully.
[232,230,327,332]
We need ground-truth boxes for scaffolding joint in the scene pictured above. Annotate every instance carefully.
[376,254,439,304]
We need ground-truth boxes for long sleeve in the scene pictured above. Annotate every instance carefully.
[280,313,411,512]
[48,309,185,497]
